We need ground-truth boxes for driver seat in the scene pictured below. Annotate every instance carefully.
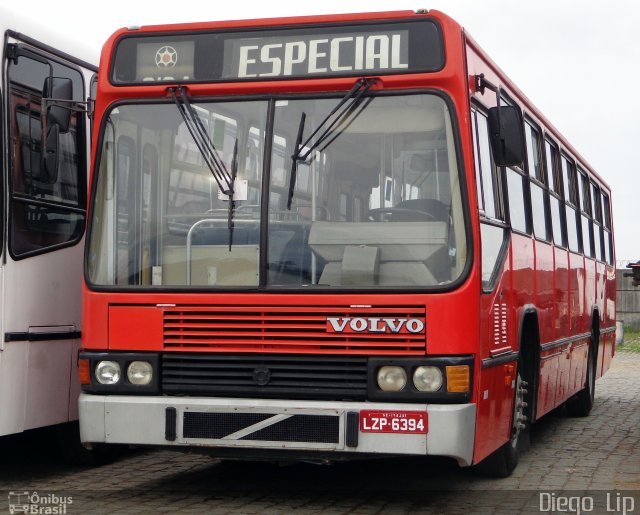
[389,198,450,222]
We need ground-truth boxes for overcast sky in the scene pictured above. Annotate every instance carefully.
[23,1,640,262]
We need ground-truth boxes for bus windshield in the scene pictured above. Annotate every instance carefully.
[87,92,467,288]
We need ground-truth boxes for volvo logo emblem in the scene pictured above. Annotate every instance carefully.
[326,316,425,334]
[253,366,271,386]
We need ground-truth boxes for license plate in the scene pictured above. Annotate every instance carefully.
[359,410,428,434]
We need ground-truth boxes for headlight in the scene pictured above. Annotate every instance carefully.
[413,366,443,392]
[127,361,153,385]
[377,366,407,392]
[95,361,121,385]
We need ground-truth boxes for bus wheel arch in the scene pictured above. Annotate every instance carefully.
[566,311,600,417]
[475,308,539,477]
[518,309,540,425]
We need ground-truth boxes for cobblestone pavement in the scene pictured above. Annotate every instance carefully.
[1,351,639,514]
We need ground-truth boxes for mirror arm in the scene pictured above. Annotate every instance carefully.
[41,98,93,118]
[475,74,506,133]
[475,73,498,95]
[475,74,505,118]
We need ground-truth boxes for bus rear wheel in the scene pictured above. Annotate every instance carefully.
[566,338,597,417]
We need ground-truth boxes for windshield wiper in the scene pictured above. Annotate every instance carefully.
[287,77,375,210]
[172,87,239,251]
[287,112,306,210]
[171,86,233,196]
[227,139,238,251]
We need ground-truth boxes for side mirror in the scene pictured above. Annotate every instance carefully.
[488,105,525,167]
[43,76,73,132]
[43,123,60,183]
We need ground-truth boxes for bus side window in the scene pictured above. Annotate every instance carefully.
[561,155,580,253]
[601,191,613,264]
[471,108,503,221]
[545,138,566,248]
[505,166,529,234]
[525,119,549,241]
[473,107,508,290]
[591,182,604,262]
[577,168,594,258]
[7,53,86,258]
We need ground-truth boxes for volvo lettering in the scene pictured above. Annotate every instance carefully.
[326,317,425,333]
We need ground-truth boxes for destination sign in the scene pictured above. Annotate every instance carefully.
[111,19,444,84]
[224,32,409,78]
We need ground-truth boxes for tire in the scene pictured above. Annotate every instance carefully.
[55,421,123,466]
[475,367,530,478]
[566,336,597,417]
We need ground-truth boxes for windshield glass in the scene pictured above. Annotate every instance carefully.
[87,92,467,288]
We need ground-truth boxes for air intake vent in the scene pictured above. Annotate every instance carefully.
[162,353,368,400]
[183,411,340,444]
[163,305,426,355]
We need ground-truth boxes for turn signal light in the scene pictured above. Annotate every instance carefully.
[446,365,470,393]
[78,359,91,385]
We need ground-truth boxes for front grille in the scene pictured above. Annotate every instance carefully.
[162,354,368,400]
[163,305,426,355]
[182,412,340,444]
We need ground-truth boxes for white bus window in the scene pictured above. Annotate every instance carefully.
[472,109,500,220]
[8,53,86,257]
[545,139,565,247]
[506,169,528,234]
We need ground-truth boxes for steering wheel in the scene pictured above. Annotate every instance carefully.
[366,207,436,222]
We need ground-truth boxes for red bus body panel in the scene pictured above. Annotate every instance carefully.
[82,9,616,467]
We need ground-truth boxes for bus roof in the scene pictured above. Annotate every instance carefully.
[123,9,435,34]
[103,7,607,190]
[462,31,610,190]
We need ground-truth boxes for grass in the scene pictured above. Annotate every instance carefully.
[619,326,640,353]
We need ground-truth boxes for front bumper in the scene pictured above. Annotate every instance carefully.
[79,394,476,465]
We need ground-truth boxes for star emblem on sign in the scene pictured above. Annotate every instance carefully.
[155,46,177,68]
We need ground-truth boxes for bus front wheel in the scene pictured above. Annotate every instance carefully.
[55,421,123,466]
[475,368,530,477]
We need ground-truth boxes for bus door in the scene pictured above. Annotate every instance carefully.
[0,38,87,435]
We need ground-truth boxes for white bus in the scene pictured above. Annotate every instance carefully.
[0,7,98,460]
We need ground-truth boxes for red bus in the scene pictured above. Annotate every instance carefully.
[78,9,616,476]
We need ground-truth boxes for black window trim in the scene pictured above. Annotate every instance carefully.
[589,180,606,263]
[6,44,89,260]
[543,135,567,249]
[496,92,530,236]
[109,17,446,86]
[504,166,531,236]
[524,116,550,243]
[559,152,582,254]
[471,102,504,223]
[576,166,595,258]
[480,218,509,293]
[84,87,474,294]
